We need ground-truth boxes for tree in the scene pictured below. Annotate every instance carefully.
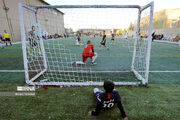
[76,29,82,34]
[128,22,134,31]
[118,28,123,35]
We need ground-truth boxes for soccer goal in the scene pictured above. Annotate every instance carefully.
[18,2,154,86]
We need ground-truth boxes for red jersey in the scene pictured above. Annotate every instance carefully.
[83,44,94,54]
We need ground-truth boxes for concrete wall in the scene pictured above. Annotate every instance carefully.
[0,0,65,42]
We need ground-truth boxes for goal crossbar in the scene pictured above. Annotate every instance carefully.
[35,5,141,9]
[30,82,141,86]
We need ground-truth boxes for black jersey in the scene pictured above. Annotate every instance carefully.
[100,35,106,45]
[102,35,106,42]
[0,35,2,40]
[111,33,115,40]
[92,90,126,118]
[77,36,80,42]
[95,90,121,108]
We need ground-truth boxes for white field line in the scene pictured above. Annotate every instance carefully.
[149,70,180,73]
[12,42,22,45]
[155,40,178,44]
[1,42,21,46]
[0,70,180,73]
[0,70,25,72]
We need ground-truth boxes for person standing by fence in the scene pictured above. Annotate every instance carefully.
[3,30,12,46]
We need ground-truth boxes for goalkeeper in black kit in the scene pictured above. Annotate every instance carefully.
[89,80,128,120]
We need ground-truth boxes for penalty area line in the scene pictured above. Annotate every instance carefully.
[149,71,180,73]
[0,70,180,73]
[0,70,25,72]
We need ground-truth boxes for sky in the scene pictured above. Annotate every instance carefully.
[44,0,180,31]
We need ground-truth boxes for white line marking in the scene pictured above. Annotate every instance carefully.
[155,40,178,44]
[0,70,180,73]
[0,42,21,46]
[149,71,180,73]
[0,70,25,72]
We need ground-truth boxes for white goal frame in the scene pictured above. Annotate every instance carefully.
[19,2,154,86]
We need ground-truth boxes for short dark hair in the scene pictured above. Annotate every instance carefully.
[87,40,91,44]
[103,80,114,93]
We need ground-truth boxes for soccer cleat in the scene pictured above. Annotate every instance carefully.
[92,62,97,65]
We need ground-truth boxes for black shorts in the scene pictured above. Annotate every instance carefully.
[5,38,10,41]
[100,42,106,46]
[29,38,38,47]
[111,38,114,41]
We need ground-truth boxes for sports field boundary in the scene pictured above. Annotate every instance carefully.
[1,70,180,73]
[155,40,178,44]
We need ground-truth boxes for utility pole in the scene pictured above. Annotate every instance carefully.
[2,0,15,41]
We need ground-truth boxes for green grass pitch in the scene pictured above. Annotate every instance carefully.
[0,37,180,119]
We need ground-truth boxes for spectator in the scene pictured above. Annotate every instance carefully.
[160,34,164,40]
[173,34,180,42]
[0,34,4,48]
[0,34,5,43]
[152,32,155,41]
[3,30,12,46]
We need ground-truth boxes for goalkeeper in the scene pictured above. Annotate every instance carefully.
[82,40,97,65]
[89,80,128,120]
[28,26,41,55]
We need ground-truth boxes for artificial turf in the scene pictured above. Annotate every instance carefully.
[0,38,180,119]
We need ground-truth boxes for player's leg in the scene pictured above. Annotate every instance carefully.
[91,52,98,64]
[0,41,2,48]
[94,88,103,102]
[5,38,8,46]
[103,44,109,50]
[110,39,112,44]
[94,88,102,94]
[82,54,88,63]
[111,39,114,44]
[75,39,79,45]
[99,42,102,47]
[29,38,34,55]
[8,38,12,46]
[101,42,106,48]
[33,41,41,55]
[101,41,109,50]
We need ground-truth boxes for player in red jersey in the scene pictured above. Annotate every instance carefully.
[82,40,97,64]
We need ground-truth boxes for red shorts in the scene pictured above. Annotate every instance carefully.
[82,52,94,62]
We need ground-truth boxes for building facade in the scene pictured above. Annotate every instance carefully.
[0,0,65,42]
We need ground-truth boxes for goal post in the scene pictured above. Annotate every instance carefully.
[19,2,154,86]
[131,2,154,85]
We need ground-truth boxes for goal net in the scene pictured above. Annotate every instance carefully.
[19,2,154,86]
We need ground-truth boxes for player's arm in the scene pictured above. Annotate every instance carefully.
[91,45,94,53]
[115,91,128,119]
[89,101,103,116]
[89,93,103,116]
[117,101,127,119]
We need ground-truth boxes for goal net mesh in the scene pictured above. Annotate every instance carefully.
[19,3,153,86]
